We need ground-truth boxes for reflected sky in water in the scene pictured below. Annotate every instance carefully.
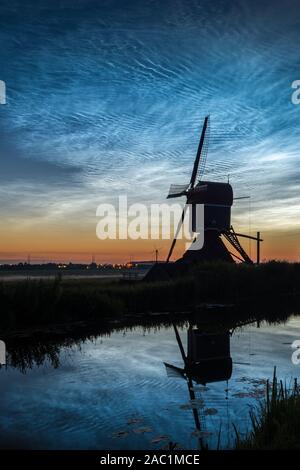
[0,317,300,449]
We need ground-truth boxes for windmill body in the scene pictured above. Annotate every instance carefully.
[189,180,233,233]
[179,180,234,263]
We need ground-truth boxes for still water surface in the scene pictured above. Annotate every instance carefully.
[0,317,299,449]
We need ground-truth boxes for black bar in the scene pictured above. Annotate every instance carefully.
[0,450,294,467]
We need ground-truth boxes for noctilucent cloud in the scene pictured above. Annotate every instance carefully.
[0,0,300,262]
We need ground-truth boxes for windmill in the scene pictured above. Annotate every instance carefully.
[147,245,163,264]
[163,116,263,264]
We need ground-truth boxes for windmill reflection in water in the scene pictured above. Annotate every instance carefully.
[164,323,233,449]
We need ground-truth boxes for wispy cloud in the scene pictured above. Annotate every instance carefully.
[0,0,300,259]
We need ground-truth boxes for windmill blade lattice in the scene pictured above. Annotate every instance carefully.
[195,115,210,183]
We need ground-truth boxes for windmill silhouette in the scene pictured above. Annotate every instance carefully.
[165,116,262,264]
[144,116,263,281]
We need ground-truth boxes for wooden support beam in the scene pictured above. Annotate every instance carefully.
[257,231,260,265]
[233,232,263,242]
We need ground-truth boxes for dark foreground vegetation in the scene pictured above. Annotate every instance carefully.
[236,368,300,449]
[1,261,300,331]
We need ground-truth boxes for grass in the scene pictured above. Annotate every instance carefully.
[0,261,300,331]
[236,367,300,449]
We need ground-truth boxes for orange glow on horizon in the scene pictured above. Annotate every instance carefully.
[1,221,299,263]
[1,241,299,264]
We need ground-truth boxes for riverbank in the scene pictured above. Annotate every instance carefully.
[1,261,300,332]
[237,369,300,449]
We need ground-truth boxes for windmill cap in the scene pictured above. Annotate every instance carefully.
[190,181,233,205]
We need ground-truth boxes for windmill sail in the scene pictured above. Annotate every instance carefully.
[164,362,185,378]
[167,183,189,199]
[166,116,210,262]
[195,116,210,183]
[166,205,187,262]
[189,116,210,189]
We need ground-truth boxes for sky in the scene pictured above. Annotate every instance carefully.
[0,0,300,263]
